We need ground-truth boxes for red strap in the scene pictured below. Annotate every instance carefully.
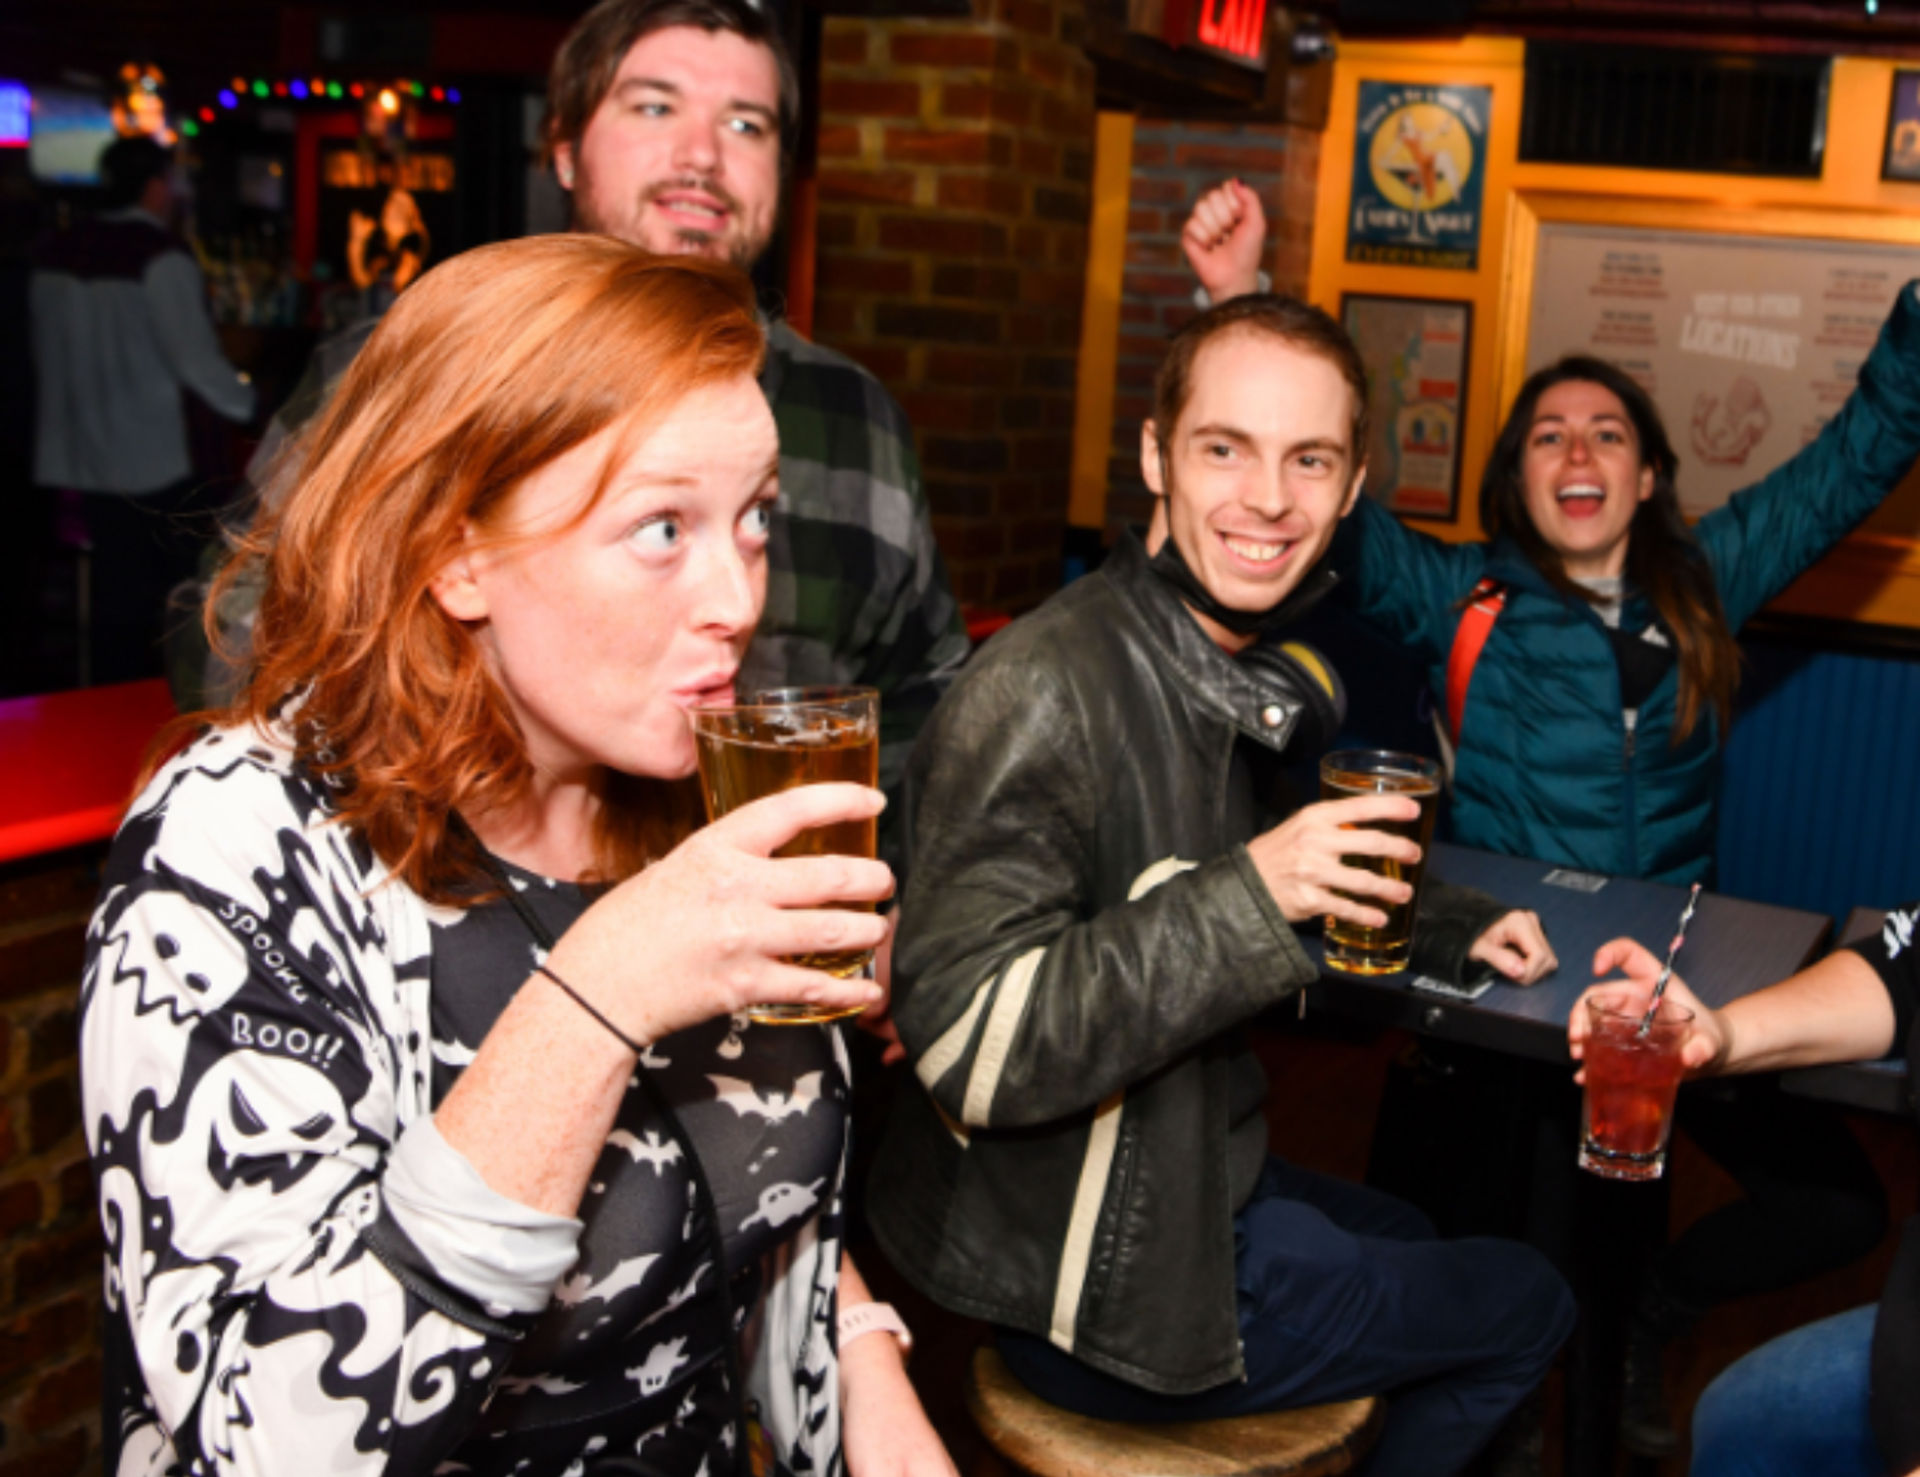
[1446,578,1506,740]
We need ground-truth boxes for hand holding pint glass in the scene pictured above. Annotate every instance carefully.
[1317,750,1441,975]
[1243,749,1433,970]
[692,687,882,1024]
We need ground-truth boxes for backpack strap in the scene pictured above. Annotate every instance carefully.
[1446,577,1507,740]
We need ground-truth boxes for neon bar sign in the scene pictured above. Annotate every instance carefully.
[0,82,28,148]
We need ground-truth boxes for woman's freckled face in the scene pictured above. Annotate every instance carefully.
[436,374,780,782]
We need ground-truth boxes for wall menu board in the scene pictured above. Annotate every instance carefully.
[1525,222,1920,516]
[1343,293,1470,519]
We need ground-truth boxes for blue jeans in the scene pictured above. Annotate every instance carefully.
[1691,1305,1883,1477]
[998,1157,1575,1477]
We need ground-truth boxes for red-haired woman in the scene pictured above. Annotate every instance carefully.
[79,236,954,1477]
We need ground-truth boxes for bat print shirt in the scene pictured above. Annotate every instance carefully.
[429,862,847,1472]
[81,727,849,1477]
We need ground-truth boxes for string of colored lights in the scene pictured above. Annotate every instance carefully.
[179,75,461,138]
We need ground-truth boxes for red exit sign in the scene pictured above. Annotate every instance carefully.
[1187,0,1269,68]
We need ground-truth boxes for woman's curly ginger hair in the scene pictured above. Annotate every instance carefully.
[181,236,764,903]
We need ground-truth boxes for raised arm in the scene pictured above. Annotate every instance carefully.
[1327,494,1489,661]
[1182,178,1269,304]
[1701,280,1920,630]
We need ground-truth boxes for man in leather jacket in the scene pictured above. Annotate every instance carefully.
[867,296,1575,1476]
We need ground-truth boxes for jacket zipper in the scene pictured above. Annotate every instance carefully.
[1621,708,1639,873]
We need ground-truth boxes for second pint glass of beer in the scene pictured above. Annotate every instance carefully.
[1317,749,1441,976]
[691,686,880,1024]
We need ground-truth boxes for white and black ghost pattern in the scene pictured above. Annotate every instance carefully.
[429,857,845,1471]
[81,727,852,1477]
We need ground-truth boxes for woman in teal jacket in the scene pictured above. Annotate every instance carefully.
[1333,284,1920,885]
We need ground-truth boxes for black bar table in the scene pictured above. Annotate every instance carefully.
[1300,842,1834,1059]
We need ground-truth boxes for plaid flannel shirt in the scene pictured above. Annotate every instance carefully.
[743,320,969,859]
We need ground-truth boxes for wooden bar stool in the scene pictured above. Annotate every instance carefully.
[966,1347,1382,1477]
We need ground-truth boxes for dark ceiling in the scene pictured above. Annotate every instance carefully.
[1466,1,1920,56]
[8,0,1920,101]
[2,1,596,96]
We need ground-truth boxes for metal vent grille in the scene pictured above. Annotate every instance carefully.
[1521,43,1828,177]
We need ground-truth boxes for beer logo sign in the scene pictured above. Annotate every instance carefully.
[1347,82,1490,271]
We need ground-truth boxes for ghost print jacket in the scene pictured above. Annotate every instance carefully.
[80,725,846,1476]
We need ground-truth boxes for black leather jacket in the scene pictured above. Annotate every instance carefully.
[867,531,1507,1394]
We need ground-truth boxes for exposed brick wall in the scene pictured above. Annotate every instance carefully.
[813,1,1098,611]
[1105,118,1321,540]
[0,857,103,1477]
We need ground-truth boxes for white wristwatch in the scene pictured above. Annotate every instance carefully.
[837,1300,913,1356]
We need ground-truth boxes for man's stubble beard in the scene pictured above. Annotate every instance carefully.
[668,226,762,272]
[573,172,776,274]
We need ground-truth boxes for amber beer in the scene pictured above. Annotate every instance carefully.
[692,688,880,1023]
[1317,750,1441,975]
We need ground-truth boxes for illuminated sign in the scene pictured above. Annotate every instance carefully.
[0,82,26,148]
[1145,0,1270,72]
[1190,0,1268,67]
[321,151,454,192]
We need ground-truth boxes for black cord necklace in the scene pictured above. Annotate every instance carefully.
[452,815,753,1477]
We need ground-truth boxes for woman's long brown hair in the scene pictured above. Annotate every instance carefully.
[157,236,762,903]
[1479,355,1740,742]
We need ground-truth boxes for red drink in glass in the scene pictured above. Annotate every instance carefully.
[1578,996,1693,1181]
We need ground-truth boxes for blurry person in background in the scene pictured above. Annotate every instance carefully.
[30,134,254,684]
[546,0,966,853]
[0,150,42,694]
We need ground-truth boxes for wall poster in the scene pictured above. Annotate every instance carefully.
[1342,293,1471,519]
[1345,81,1490,271]
[1524,222,1920,516]
[1885,70,1920,181]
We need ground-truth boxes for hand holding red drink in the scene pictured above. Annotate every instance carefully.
[1570,934,1721,1181]
[1570,938,1729,1080]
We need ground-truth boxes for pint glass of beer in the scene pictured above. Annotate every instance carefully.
[691,686,881,1024]
[1317,749,1441,976]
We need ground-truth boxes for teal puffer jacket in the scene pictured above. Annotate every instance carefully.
[1333,281,1920,885]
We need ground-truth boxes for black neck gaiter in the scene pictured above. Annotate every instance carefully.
[1144,515,1334,639]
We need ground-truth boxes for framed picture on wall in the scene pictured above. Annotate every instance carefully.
[1885,70,1920,181]
[1345,81,1490,270]
[1340,293,1471,520]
